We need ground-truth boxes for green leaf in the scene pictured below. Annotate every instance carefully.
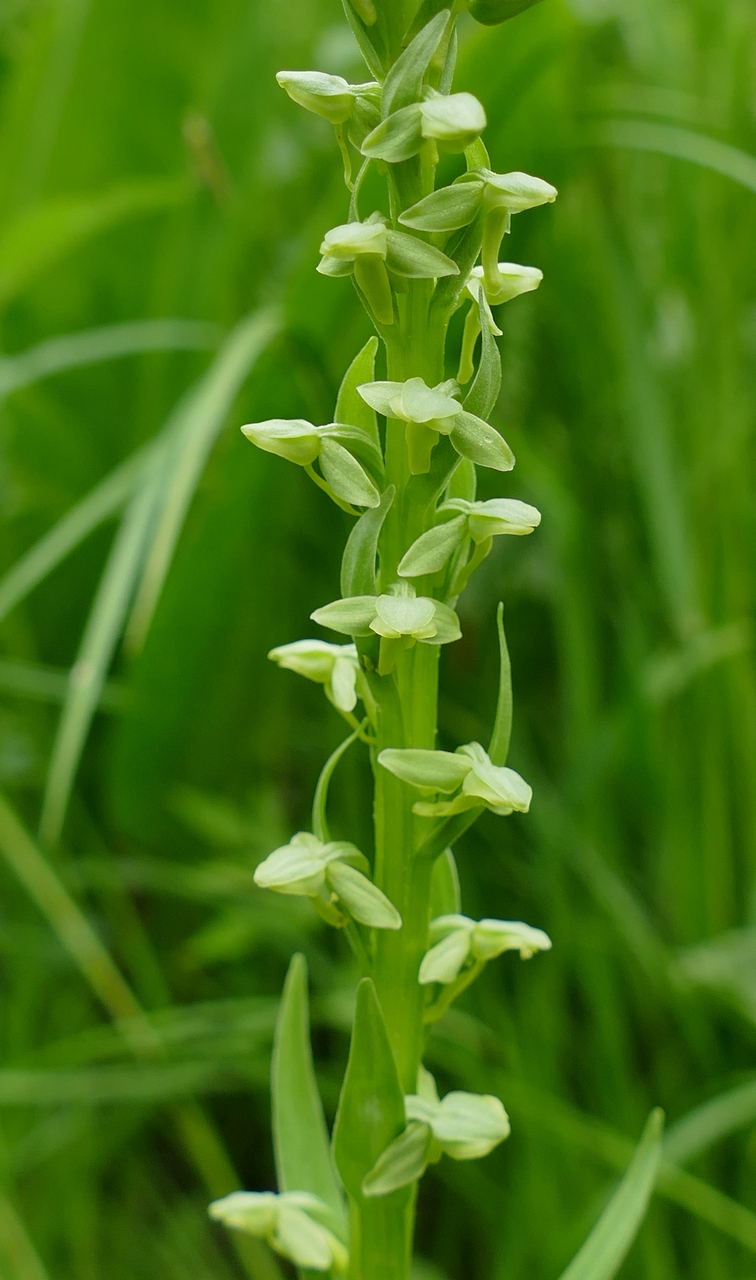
[399,181,483,233]
[332,979,406,1200]
[464,293,502,420]
[362,1122,433,1196]
[488,603,513,765]
[319,438,381,508]
[0,176,190,308]
[340,485,395,596]
[39,459,169,848]
[378,748,471,794]
[0,319,218,399]
[467,0,544,24]
[450,411,515,471]
[558,1110,664,1280]
[326,862,402,930]
[271,956,344,1218]
[361,105,423,162]
[126,307,281,654]
[341,0,385,80]
[381,10,450,117]
[335,337,381,452]
[398,516,467,577]
[385,230,460,279]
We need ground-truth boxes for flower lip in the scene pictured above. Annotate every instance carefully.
[466,262,543,306]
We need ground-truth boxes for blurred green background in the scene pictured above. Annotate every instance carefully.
[1,0,756,1277]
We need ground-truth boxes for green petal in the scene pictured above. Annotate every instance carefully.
[419,927,472,984]
[362,1121,433,1196]
[431,1091,510,1159]
[326,860,402,930]
[311,595,378,637]
[378,747,471,794]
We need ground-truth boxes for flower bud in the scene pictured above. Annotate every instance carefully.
[209,1190,348,1273]
[241,418,321,465]
[268,639,360,713]
[420,92,487,152]
[276,71,356,125]
[481,168,558,213]
[320,220,387,261]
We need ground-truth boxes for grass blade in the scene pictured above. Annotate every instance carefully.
[557,1109,663,1280]
[0,791,151,1049]
[664,1078,756,1167]
[592,118,756,193]
[0,793,281,1280]
[0,445,151,623]
[0,659,125,710]
[0,1063,243,1106]
[0,1194,50,1280]
[39,445,171,847]
[125,306,281,652]
[0,176,191,307]
[0,319,219,398]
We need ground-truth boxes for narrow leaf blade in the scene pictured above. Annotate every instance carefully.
[272,954,344,1217]
[362,1122,432,1196]
[488,602,512,765]
[464,294,502,420]
[340,485,395,596]
[332,978,405,1199]
[381,10,450,117]
[335,337,381,450]
[558,1109,664,1280]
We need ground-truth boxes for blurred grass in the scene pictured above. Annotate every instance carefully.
[0,0,755,1277]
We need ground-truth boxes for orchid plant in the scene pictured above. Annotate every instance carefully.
[208,2,662,1276]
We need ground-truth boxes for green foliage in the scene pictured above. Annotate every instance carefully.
[271,954,343,1216]
[0,0,755,1277]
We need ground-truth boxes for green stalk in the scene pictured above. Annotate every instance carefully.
[220,7,566,1280]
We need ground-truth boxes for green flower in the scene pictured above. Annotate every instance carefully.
[254,832,401,930]
[400,168,557,234]
[358,375,514,475]
[276,71,372,125]
[311,581,461,675]
[317,217,458,327]
[209,1190,348,1273]
[268,639,361,713]
[419,914,552,984]
[378,740,532,817]
[241,416,381,509]
[465,261,543,308]
[397,497,541,579]
[400,169,556,301]
[361,92,487,163]
[362,1070,510,1197]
